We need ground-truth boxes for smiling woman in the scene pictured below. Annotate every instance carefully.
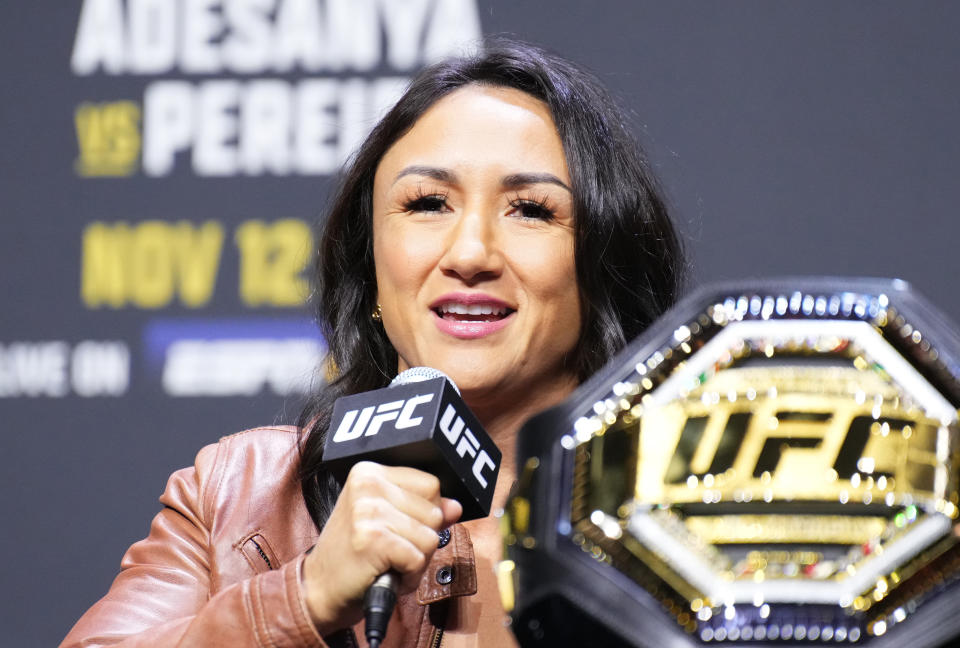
[61,39,685,648]
[373,85,581,414]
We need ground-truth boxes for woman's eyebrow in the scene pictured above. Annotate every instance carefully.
[394,165,456,184]
[501,172,572,193]
[393,166,572,194]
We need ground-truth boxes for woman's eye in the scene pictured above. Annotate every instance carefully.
[512,200,554,221]
[406,195,448,212]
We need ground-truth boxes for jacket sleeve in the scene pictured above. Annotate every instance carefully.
[59,443,327,648]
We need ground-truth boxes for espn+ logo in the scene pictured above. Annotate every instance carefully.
[331,393,496,489]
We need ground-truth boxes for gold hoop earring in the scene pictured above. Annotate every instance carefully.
[372,304,382,322]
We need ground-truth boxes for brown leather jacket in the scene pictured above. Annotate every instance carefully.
[60,426,478,648]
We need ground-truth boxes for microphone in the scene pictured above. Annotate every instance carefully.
[322,367,501,648]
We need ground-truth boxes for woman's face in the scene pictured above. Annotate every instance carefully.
[372,84,581,405]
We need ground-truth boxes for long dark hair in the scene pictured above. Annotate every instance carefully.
[297,38,686,529]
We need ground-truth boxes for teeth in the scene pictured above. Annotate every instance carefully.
[438,302,508,317]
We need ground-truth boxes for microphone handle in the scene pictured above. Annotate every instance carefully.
[364,572,397,648]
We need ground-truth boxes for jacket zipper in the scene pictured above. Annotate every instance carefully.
[249,537,273,569]
[428,627,443,648]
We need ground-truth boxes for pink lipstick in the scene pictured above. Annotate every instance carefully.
[430,293,516,340]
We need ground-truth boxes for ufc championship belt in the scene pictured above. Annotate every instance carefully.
[500,279,960,647]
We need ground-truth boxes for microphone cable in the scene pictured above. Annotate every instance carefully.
[364,572,397,648]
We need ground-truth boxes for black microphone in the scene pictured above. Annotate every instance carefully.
[322,367,501,648]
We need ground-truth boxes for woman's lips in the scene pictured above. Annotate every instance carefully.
[430,294,516,339]
[432,309,515,339]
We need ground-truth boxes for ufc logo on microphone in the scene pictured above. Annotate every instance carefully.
[331,394,435,442]
[439,404,496,489]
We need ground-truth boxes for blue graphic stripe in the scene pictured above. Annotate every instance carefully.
[143,317,325,369]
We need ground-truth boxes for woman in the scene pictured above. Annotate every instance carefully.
[61,39,684,648]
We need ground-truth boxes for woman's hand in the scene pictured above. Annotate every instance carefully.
[300,462,462,634]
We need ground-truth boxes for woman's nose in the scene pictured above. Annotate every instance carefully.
[438,208,503,284]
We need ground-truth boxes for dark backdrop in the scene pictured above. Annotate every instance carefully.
[2,2,958,646]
